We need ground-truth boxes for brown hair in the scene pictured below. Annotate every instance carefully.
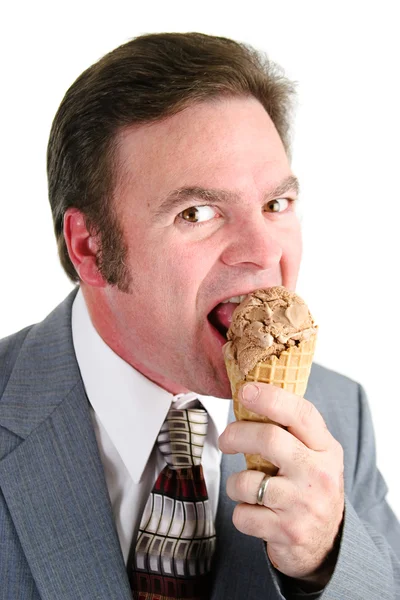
[47,32,296,292]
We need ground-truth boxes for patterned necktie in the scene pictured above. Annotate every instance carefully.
[130,405,217,599]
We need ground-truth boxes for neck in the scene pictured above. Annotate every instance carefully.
[81,286,190,395]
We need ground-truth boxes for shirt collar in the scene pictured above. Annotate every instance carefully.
[71,288,230,483]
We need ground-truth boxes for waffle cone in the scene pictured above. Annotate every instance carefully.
[224,335,317,476]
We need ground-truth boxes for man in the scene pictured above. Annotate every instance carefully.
[0,32,399,600]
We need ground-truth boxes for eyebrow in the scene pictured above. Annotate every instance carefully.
[153,175,300,219]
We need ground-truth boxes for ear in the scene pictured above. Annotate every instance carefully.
[63,208,106,287]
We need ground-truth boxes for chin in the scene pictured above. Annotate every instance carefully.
[212,378,233,400]
[192,368,233,399]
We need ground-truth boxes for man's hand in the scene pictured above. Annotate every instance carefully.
[218,382,344,587]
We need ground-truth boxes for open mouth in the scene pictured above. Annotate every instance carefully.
[207,307,229,338]
[207,295,247,339]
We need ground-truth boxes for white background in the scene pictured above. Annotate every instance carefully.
[1,1,399,517]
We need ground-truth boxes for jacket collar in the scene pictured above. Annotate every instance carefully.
[0,288,132,598]
[0,287,81,439]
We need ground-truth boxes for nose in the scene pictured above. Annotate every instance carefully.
[220,217,282,270]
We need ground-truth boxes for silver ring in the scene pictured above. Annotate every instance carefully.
[256,474,272,505]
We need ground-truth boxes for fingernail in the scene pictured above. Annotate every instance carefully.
[241,383,260,404]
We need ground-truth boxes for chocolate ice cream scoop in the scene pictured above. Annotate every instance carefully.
[223,287,317,377]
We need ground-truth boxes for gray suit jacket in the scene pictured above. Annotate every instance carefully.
[1,289,399,600]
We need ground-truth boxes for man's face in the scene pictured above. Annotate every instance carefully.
[95,97,302,397]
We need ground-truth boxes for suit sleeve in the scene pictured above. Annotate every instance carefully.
[267,383,400,600]
[315,383,400,599]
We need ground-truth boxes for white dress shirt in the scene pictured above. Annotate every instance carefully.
[71,289,231,563]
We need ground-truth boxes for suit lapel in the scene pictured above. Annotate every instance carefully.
[0,290,131,599]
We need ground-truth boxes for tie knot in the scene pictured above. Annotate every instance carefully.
[157,406,208,469]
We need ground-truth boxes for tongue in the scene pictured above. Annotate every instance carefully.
[208,302,238,335]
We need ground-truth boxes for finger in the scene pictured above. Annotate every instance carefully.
[232,503,286,544]
[239,382,332,450]
[226,471,300,511]
[219,420,309,477]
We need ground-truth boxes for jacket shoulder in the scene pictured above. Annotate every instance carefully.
[309,362,360,397]
[307,362,362,436]
[0,325,34,398]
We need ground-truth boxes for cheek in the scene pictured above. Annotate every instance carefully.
[127,235,215,315]
[286,228,302,262]
[166,249,214,304]
[164,235,217,281]
[281,215,302,257]
[278,218,302,287]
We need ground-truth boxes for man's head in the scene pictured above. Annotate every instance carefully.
[48,32,302,397]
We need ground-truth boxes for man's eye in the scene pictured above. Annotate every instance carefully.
[179,205,217,223]
[264,198,291,213]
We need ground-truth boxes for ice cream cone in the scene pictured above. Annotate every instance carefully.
[224,334,317,475]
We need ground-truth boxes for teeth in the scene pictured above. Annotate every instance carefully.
[221,295,247,304]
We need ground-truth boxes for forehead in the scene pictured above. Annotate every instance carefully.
[115,97,290,207]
